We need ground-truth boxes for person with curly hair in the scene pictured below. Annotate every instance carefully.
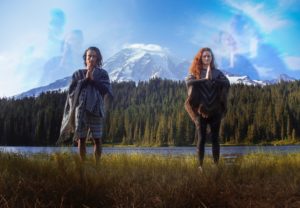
[185,47,230,171]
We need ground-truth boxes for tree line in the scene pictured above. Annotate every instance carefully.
[0,78,299,146]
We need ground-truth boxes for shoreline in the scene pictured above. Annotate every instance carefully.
[1,142,300,148]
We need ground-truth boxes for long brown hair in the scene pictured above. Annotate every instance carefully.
[189,47,216,79]
[83,46,103,67]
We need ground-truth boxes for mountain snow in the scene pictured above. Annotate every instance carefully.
[14,44,297,99]
[16,77,70,99]
[103,44,188,82]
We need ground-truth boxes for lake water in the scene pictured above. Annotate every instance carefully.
[0,145,300,158]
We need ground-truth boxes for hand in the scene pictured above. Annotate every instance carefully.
[86,69,94,80]
[198,105,209,118]
[205,65,212,80]
[200,112,209,118]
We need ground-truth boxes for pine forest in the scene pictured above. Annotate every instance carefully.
[0,78,299,146]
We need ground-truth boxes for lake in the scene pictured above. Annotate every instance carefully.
[0,145,300,158]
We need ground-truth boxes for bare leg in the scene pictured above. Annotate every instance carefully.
[78,138,87,161]
[184,99,199,124]
[93,138,102,164]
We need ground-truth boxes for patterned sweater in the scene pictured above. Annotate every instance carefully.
[185,68,230,121]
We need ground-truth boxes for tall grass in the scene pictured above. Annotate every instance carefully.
[0,152,299,207]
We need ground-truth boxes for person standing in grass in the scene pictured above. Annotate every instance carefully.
[185,47,230,171]
[58,46,113,163]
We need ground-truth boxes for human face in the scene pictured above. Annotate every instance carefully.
[86,49,98,69]
[201,51,212,67]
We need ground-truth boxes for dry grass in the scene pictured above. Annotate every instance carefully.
[0,152,300,207]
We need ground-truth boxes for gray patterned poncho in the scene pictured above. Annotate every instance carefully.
[57,67,113,145]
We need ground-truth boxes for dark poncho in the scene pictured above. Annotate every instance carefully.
[185,69,230,121]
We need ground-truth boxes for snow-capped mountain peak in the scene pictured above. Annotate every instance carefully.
[103,44,188,82]
[223,71,267,86]
[14,44,298,99]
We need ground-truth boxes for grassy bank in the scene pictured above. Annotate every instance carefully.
[0,152,300,207]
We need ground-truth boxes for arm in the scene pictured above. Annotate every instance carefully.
[68,73,78,94]
[68,70,88,95]
[89,68,113,97]
[185,74,207,87]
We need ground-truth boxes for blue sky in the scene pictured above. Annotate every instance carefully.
[0,0,299,97]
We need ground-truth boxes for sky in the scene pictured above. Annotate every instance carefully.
[0,0,299,97]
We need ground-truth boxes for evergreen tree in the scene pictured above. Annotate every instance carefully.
[1,80,300,146]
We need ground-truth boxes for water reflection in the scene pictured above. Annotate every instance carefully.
[0,145,300,158]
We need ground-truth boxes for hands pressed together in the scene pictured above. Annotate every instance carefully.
[86,68,94,80]
[205,65,212,80]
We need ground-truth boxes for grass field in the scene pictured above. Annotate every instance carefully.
[0,152,300,207]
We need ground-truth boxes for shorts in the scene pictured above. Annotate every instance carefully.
[75,110,103,139]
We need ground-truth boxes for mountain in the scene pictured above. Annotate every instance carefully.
[15,44,297,98]
[15,72,279,99]
[103,44,189,82]
[16,77,70,99]
[223,71,267,86]
[264,73,297,85]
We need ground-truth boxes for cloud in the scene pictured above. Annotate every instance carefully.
[278,0,300,9]
[190,11,262,59]
[47,8,66,56]
[189,13,229,46]
[188,0,299,79]
[284,56,300,71]
[0,53,25,97]
[252,43,289,79]
[205,13,261,67]
[197,13,229,32]
[0,8,67,96]
[49,8,65,39]
[123,43,169,53]
[39,29,84,85]
[254,65,274,78]
[225,0,289,33]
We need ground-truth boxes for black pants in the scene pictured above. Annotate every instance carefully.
[197,114,221,166]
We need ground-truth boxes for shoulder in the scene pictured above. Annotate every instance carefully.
[94,67,110,79]
[95,67,108,74]
[213,68,224,75]
[213,69,228,78]
[72,69,85,75]
[72,69,85,78]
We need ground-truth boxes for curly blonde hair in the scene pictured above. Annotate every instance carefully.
[189,47,216,79]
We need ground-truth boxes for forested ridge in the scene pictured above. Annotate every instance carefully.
[0,78,299,146]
